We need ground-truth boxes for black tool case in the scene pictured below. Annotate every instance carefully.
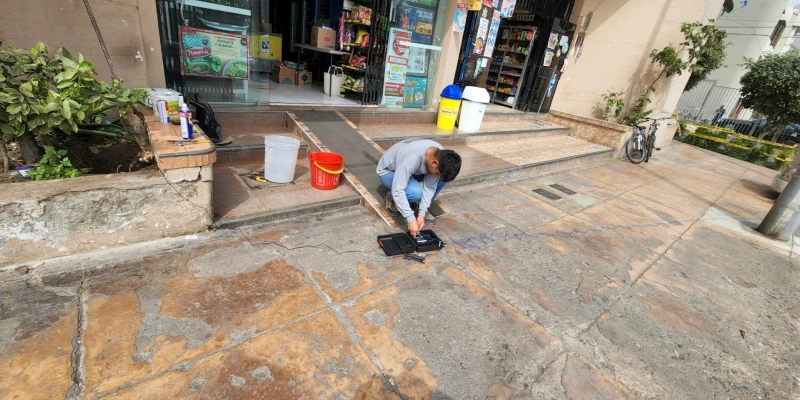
[412,230,444,252]
[377,233,416,256]
[376,229,443,256]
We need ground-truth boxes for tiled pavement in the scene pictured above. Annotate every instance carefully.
[2,143,798,399]
[469,136,612,166]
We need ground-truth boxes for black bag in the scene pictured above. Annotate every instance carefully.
[188,92,223,143]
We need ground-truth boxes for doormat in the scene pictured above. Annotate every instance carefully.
[239,174,295,189]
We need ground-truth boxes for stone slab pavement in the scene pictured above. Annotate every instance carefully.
[1,143,798,399]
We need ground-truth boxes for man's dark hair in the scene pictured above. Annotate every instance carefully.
[435,149,462,182]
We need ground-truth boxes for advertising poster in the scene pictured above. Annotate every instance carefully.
[547,32,558,49]
[484,10,501,58]
[574,32,586,60]
[500,0,516,17]
[473,17,489,54]
[383,28,411,108]
[400,4,435,45]
[454,2,467,32]
[543,49,554,66]
[482,0,493,6]
[468,0,482,10]
[407,47,428,75]
[179,26,249,80]
[403,76,427,108]
[559,34,570,53]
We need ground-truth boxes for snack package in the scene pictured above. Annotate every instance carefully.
[359,6,372,23]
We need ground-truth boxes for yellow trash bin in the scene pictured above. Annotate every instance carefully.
[436,85,463,130]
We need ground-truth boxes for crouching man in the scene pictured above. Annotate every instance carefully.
[376,139,462,237]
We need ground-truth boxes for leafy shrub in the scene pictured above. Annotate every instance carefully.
[27,146,88,180]
[728,137,752,148]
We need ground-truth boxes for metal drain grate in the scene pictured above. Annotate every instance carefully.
[532,188,562,200]
[549,184,576,195]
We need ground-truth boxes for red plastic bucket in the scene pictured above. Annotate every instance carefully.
[309,152,345,190]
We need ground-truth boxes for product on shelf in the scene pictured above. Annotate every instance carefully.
[350,54,367,67]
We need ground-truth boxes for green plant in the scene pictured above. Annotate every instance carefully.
[747,147,767,163]
[759,143,776,157]
[684,21,729,91]
[0,43,145,164]
[728,137,752,148]
[601,90,625,123]
[726,146,750,160]
[624,86,655,125]
[776,148,796,160]
[625,20,729,124]
[27,146,88,180]
[740,48,800,141]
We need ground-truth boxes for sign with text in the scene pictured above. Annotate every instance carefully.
[179,26,249,80]
[383,28,412,108]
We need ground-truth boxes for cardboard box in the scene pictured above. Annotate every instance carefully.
[311,27,336,50]
[272,65,296,84]
[296,70,313,86]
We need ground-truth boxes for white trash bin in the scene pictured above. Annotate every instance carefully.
[458,86,491,133]
[264,135,301,183]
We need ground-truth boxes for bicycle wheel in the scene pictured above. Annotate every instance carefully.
[625,135,646,164]
[644,135,655,162]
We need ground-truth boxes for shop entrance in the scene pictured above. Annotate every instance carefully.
[154,0,444,108]
[454,0,575,113]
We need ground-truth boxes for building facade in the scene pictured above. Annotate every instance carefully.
[1,0,729,122]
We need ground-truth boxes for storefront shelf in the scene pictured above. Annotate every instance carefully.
[341,65,366,73]
[344,20,371,26]
[492,62,524,69]
[341,84,363,93]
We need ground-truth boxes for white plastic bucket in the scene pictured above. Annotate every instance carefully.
[324,66,345,97]
[264,135,301,183]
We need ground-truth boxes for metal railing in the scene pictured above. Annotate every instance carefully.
[674,79,800,143]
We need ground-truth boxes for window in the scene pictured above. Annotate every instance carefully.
[770,20,786,48]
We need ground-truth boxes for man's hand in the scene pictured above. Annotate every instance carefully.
[408,216,424,238]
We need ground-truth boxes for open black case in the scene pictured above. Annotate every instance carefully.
[376,230,444,256]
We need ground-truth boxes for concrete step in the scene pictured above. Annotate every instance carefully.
[214,196,362,229]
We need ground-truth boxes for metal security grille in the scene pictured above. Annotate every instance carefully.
[533,188,562,200]
[549,184,576,195]
[363,0,390,105]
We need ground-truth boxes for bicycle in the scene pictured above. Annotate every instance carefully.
[625,117,672,164]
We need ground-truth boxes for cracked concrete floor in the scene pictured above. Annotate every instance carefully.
[1,143,799,399]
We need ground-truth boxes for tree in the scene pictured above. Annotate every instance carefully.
[624,20,729,124]
[739,48,800,141]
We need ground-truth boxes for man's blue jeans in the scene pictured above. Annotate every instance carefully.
[379,172,446,205]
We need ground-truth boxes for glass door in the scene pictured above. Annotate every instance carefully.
[155,0,270,105]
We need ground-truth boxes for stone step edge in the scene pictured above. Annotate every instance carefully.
[449,148,615,188]
[214,196,362,230]
[215,126,570,153]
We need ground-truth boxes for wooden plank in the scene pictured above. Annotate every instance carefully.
[143,108,216,171]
